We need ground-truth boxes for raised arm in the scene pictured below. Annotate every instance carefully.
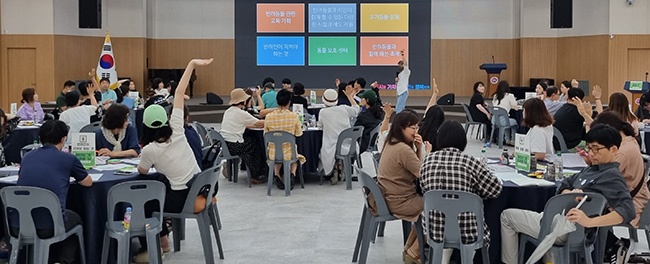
[424,78,439,114]
[174,58,214,109]
[88,68,99,91]
[592,85,603,114]
[381,103,393,133]
[400,50,408,66]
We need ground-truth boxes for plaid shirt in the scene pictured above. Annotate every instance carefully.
[419,147,502,245]
[264,109,303,161]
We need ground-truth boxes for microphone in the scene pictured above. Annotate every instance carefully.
[646,72,648,82]
[492,55,495,64]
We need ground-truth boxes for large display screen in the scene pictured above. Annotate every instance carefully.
[235,0,431,90]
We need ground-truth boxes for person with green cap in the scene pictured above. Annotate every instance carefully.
[354,90,384,152]
[134,58,213,262]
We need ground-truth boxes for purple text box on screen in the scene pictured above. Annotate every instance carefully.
[308,3,357,33]
[257,36,305,66]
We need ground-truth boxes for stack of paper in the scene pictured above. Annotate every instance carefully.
[495,172,556,186]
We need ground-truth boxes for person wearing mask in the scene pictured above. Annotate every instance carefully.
[16,120,92,264]
[501,124,635,264]
[319,87,359,184]
[492,80,519,146]
[395,50,410,113]
[98,77,118,104]
[543,86,564,116]
[95,104,140,158]
[419,120,502,264]
[56,80,76,111]
[375,111,432,263]
[469,81,492,139]
[16,88,44,122]
[522,98,555,160]
[354,90,384,153]
[136,58,212,261]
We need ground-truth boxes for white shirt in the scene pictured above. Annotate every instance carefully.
[139,108,201,190]
[59,105,96,134]
[492,93,518,112]
[220,106,259,143]
[527,125,555,156]
[396,66,411,95]
[318,104,360,175]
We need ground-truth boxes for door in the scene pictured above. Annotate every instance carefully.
[7,48,36,110]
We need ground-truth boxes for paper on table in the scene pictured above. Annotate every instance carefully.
[0,166,20,172]
[495,172,555,186]
[488,164,516,173]
[0,176,19,183]
[94,164,130,171]
[95,156,109,165]
[89,173,103,181]
[118,166,157,174]
[562,153,588,168]
[121,158,140,165]
[306,127,321,131]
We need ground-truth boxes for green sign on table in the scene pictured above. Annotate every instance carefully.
[71,133,95,169]
[514,133,530,172]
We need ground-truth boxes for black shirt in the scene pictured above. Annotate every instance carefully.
[635,106,649,120]
[553,104,584,150]
[354,109,384,152]
[469,93,489,123]
[290,95,308,110]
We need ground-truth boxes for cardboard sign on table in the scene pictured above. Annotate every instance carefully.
[71,133,96,169]
[515,133,531,172]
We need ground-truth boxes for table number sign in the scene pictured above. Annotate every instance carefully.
[514,133,531,172]
[71,133,96,169]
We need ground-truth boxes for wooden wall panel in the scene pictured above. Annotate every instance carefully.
[608,35,650,101]
[556,35,609,101]
[146,39,235,97]
[0,35,54,109]
[520,38,557,87]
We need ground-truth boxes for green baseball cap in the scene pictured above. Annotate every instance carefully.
[143,104,169,129]
[359,90,377,102]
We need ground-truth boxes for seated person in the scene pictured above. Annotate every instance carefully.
[469,81,492,139]
[56,80,76,112]
[261,82,278,108]
[606,92,639,135]
[336,81,354,106]
[635,91,650,123]
[220,88,267,184]
[290,82,308,110]
[318,87,359,184]
[59,88,99,134]
[16,88,44,122]
[553,88,589,150]
[264,89,306,190]
[183,105,203,170]
[118,84,135,109]
[492,80,519,145]
[500,124,635,264]
[535,81,548,100]
[543,86,564,116]
[16,120,92,264]
[419,81,442,149]
[95,104,140,158]
[420,120,501,263]
[354,90,384,152]
[522,98,555,160]
[98,77,117,104]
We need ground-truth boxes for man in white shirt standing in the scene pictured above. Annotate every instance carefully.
[395,50,410,113]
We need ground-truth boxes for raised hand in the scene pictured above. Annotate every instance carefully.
[432,78,439,94]
[592,85,602,99]
[335,78,341,87]
[190,58,214,66]
[88,68,96,78]
[383,103,394,117]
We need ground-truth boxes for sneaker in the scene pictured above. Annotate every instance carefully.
[617,238,634,264]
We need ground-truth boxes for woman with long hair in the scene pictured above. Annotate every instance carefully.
[376,110,432,263]
[354,90,384,152]
[16,88,44,122]
[469,81,492,140]
[559,80,571,101]
[522,98,555,160]
[418,106,444,150]
[492,80,519,145]
[606,92,639,135]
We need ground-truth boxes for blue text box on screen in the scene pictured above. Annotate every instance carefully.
[257,36,305,66]
[308,3,357,33]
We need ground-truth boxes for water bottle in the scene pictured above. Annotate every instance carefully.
[309,90,317,105]
[500,149,510,165]
[123,207,132,231]
[555,153,563,181]
[480,148,488,165]
[546,162,555,181]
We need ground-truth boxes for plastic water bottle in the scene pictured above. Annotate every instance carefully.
[480,148,488,165]
[555,153,563,181]
[123,207,132,231]
[309,90,317,105]
[499,149,510,165]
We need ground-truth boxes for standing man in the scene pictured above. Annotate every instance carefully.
[395,50,410,113]
[56,81,76,111]
[99,77,117,104]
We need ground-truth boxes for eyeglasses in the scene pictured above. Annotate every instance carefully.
[584,145,608,154]
[407,125,419,130]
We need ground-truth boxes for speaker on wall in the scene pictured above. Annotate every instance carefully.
[79,0,101,29]
[551,0,572,29]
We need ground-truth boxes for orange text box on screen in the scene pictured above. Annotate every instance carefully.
[360,37,408,66]
[360,3,409,33]
[257,4,305,33]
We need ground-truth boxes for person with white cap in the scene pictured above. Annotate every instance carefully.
[318,86,359,184]
[219,88,267,184]
[134,58,212,262]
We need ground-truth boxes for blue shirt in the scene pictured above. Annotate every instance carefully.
[100,89,118,104]
[261,90,279,108]
[16,145,88,227]
[121,97,135,109]
[185,126,203,170]
[94,124,141,154]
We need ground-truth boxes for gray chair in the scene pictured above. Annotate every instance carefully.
[367,124,381,152]
[100,180,166,264]
[352,170,410,264]
[165,167,224,263]
[324,126,364,190]
[489,106,516,149]
[263,131,304,196]
[80,121,101,133]
[20,143,41,158]
[211,130,253,187]
[193,121,210,148]
[518,192,607,264]
[0,186,86,264]
[553,126,570,153]
[422,190,489,264]
[462,103,486,140]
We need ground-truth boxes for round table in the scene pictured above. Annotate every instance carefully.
[2,126,40,164]
[245,128,323,174]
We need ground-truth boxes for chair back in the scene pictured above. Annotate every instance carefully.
[553,126,569,153]
[180,166,219,215]
[538,192,606,245]
[263,131,297,162]
[358,170,391,217]
[193,121,210,147]
[211,130,234,158]
[20,143,41,158]
[489,106,512,129]
[462,104,475,123]
[423,190,485,247]
[106,180,166,232]
[80,121,101,133]
[336,126,364,157]
[367,124,381,151]
[0,186,66,238]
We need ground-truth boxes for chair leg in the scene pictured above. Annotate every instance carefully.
[370,221,379,243]
[8,239,20,264]
[344,158,352,190]
[213,203,222,230]
[266,161,274,196]
[172,218,182,252]
[197,213,216,264]
[481,246,489,264]
[352,208,368,262]
[180,219,186,240]
[284,161,291,196]
[402,220,410,245]
[208,206,225,259]
[100,231,110,264]
[145,231,162,264]
[517,236,526,264]
[299,164,305,189]
[415,219,426,264]
[377,222,386,237]
[358,217,375,264]
[33,242,49,264]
